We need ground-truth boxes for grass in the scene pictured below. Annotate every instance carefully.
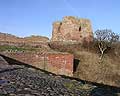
[63,81,94,96]
[0,46,25,51]
[0,45,40,52]
[64,80,93,91]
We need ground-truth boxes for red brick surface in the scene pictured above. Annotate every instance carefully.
[1,52,74,76]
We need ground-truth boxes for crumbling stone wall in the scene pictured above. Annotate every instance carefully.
[0,32,50,50]
[1,52,73,76]
[51,16,93,43]
[0,32,49,43]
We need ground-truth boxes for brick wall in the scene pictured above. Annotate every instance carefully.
[1,52,73,76]
[47,53,73,76]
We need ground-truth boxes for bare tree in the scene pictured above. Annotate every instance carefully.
[95,29,119,59]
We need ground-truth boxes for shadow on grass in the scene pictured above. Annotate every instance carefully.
[60,75,120,96]
[90,86,120,96]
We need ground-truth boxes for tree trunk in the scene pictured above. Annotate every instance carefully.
[99,44,107,60]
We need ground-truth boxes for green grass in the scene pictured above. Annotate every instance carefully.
[0,45,39,52]
[64,80,94,91]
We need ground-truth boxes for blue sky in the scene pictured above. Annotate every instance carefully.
[0,0,120,38]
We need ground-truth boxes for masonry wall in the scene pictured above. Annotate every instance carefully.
[1,52,73,76]
[51,16,93,43]
[47,53,73,76]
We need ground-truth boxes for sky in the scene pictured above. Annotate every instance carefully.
[0,0,120,38]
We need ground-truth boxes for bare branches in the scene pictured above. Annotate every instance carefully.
[95,29,119,59]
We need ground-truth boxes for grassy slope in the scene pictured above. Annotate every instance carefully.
[49,41,120,87]
[74,51,120,87]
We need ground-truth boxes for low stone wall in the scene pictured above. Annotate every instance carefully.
[0,52,73,76]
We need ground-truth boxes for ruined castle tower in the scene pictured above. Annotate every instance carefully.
[51,16,93,42]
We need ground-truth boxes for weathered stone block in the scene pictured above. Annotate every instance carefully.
[51,16,93,43]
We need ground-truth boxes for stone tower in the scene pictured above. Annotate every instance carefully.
[51,16,93,43]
